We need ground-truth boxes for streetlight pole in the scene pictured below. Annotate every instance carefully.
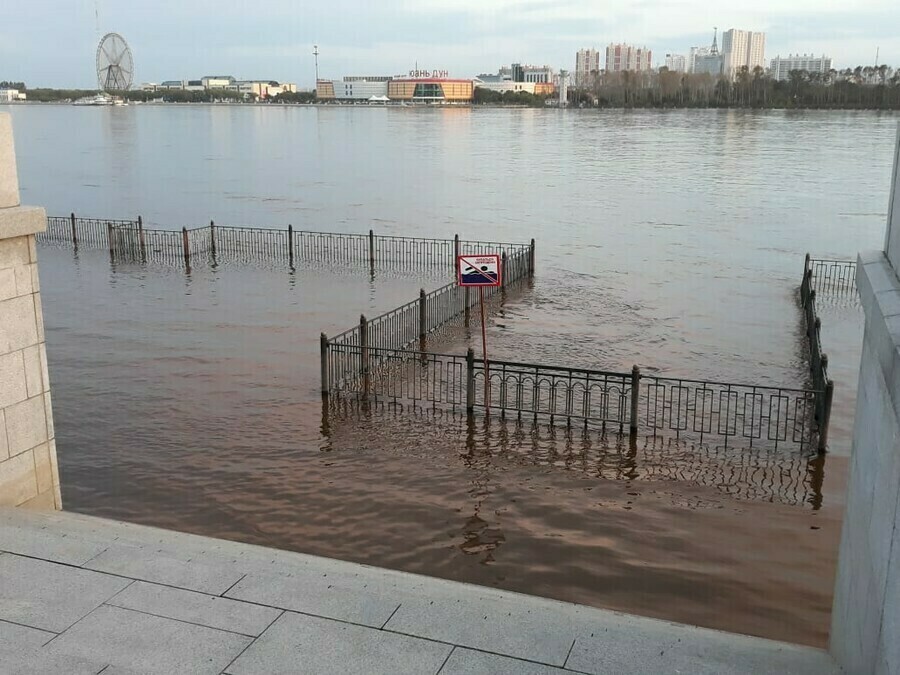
[313,45,319,86]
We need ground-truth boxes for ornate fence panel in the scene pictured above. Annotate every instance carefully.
[471,359,634,432]
[37,215,137,248]
[638,376,820,448]
[323,342,827,449]
[806,255,857,295]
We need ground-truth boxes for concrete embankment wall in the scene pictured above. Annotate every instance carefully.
[0,112,60,509]
[830,128,900,675]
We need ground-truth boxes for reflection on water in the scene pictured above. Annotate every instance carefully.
[327,403,825,509]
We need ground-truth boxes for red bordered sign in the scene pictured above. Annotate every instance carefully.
[457,254,501,287]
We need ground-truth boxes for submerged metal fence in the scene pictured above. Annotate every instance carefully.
[799,253,840,447]
[322,345,828,450]
[325,242,533,360]
[37,214,536,274]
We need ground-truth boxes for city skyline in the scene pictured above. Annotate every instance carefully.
[3,1,899,88]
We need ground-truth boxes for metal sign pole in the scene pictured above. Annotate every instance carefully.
[480,285,489,414]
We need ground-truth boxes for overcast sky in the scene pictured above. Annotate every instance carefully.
[4,0,900,88]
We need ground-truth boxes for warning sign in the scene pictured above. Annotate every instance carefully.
[457,254,501,287]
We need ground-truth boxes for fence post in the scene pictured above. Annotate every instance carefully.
[320,333,330,396]
[138,216,146,263]
[288,224,294,267]
[630,365,640,437]
[464,287,471,327]
[210,220,217,259]
[107,222,115,260]
[529,238,535,276]
[466,348,475,414]
[454,234,459,269]
[70,212,78,247]
[360,315,370,400]
[818,379,834,453]
[182,227,191,266]
[501,252,508,289]
[368,229,375,270]
[419,288,427,350]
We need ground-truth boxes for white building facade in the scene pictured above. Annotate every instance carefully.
[769,54,833,81]
[664,54,686,72]
[522,65,554,83]
[721,29,766,77]
[605,44,653,72]
[0,89,26,102]
[329,80,389,101]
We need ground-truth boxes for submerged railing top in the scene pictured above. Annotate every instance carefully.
[38,214,535,273]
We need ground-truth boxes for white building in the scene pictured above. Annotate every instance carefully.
[769,54,833,81]
[328,80,389,101]
[664,54,686,72]
[0,89,26,102]
[201,76,235,89]
[605,44,653,72]
[721,29,766,77]
[575,48,600,86]
[522,65,554,83]
[233,81,297,98]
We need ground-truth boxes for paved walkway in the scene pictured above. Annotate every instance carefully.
[0,508,840,674]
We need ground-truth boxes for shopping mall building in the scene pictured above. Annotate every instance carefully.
[317,75,474,103]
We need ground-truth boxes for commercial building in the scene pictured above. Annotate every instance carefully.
[473,80,555,96]
[0,89,26,102]
[201,75,235,89]
[317,79,389,101]
[769,54,833,81]
[605,44,652,72]
[664,54,687,72]
[721,29,766,77]
[387,78,473,103]
[575,48,600,86]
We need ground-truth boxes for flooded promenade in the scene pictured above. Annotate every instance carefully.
[7,104,898,645]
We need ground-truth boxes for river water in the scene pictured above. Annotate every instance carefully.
[6,104,899,646]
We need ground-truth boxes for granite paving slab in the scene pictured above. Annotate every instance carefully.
[226,610,451,675]
[0,553,130,632]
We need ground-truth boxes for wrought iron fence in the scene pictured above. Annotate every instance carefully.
[805,255,857,295]
[37,214,136,249]
[323,343,829,450]
[326,245,533,359]
[38,215,535,275]
[799,254,837,446]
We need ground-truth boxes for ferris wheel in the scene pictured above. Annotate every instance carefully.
[96,32,134,92]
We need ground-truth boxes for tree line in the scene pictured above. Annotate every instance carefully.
[573,65,900,109]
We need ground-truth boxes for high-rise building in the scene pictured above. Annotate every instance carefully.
[605,44,653,72]
[575,48,601,86]
[664,54,686,72]
[769,54,834,81]
[721,28,766,77]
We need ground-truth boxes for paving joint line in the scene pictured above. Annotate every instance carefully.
[220,573,247,597]
[0,617,59,638]
[563,637,577,668]
[219,609,284,675]
[435,645,456,674]
[101,602,265,638]
[379,602,401,629]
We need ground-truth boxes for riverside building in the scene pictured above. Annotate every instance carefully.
[769,54,834,81]
[721,28,766,77]
[605,44,653,72]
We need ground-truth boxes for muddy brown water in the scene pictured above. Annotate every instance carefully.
[11,105,896,647]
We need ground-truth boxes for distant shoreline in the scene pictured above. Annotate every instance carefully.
[3,100,900,112]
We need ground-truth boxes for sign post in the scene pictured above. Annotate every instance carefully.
[457,254,502,414]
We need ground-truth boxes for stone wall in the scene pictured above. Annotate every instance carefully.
[0,112,60,510]
[830,128,900,674]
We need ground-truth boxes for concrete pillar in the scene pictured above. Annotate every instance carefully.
[0,112,60,510]
[829,125,900,675]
